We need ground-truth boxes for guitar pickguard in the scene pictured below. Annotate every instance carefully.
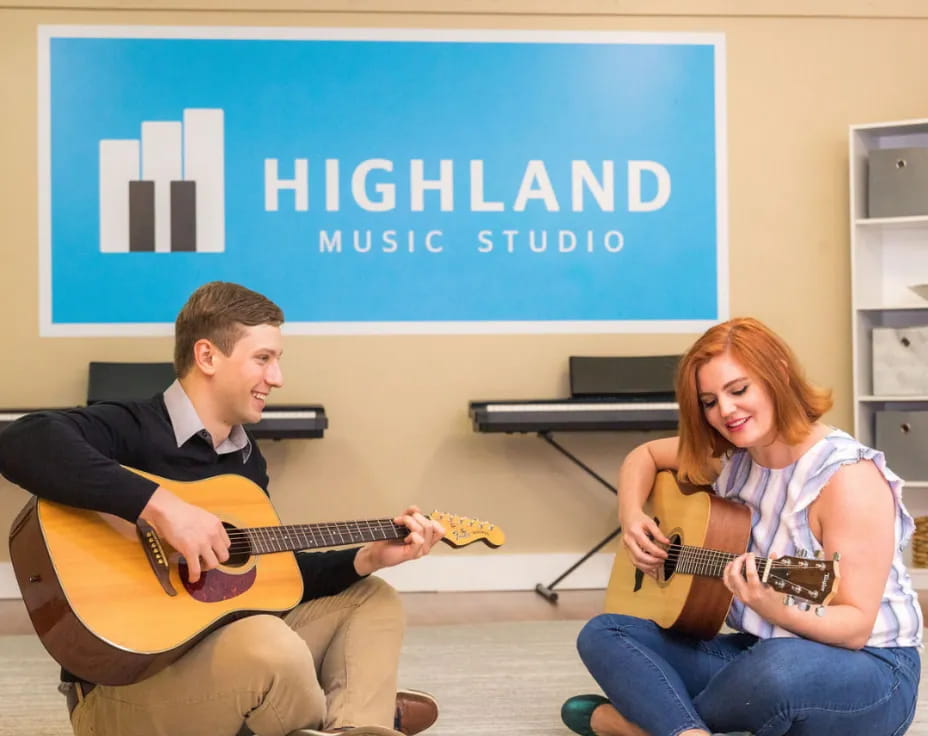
[179,562,257,603]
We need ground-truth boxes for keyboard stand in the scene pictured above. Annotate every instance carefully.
[534,431,621,603]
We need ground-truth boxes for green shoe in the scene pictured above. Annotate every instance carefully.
[560,694,609,736]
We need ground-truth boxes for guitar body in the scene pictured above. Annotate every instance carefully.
[604,471,751,639]
[9,471,303,685]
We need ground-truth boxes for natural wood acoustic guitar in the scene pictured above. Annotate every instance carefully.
[9,468,505,686]
[604,471,839,638]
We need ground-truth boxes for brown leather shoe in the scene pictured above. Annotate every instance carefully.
[394,690,439,735]
[289,727,401,736]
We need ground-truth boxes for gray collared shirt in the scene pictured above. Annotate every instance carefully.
[162,380,252,463]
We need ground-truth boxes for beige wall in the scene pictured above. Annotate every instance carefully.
[2,0,927,571]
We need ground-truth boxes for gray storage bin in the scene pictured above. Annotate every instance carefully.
[868,147,928,218]
[871,325,928,395]
[875,410,928,481]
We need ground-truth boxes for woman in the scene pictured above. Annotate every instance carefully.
[562,317,922,736]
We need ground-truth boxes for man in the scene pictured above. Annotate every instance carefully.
[0,281,443,736]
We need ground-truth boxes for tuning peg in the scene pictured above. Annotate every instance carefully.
[797,601,811,612]
[833,552,841,561]
[797,548,808,558]
[815,549,824,559]
[815,606,826,617]
[783,595,794,606]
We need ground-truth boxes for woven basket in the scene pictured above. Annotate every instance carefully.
[912,516,928,568]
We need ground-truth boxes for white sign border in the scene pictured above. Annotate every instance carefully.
[38,25,728,337]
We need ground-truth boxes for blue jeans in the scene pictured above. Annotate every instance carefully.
[577,614,920,736]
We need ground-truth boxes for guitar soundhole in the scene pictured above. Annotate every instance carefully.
[661,533,682,581]
[223,522,252,568]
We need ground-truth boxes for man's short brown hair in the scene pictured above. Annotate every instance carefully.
[174,282,284,377]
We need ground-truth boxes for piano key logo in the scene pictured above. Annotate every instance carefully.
[98,108,224,253]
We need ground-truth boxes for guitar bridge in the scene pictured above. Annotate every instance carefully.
[136,519,177,596]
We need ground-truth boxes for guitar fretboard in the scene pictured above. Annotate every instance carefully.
[229,519,408,555]
[672,545,770,578]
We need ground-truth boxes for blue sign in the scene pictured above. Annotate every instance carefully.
[39,27,727,335]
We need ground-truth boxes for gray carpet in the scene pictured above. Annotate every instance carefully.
[2,620,928,735]
[0,621,598,736]
[399,620,599,735]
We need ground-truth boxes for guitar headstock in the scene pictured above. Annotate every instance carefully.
[428,511,505,548]
[767,552,840,613]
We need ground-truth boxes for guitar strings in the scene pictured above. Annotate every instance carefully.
[656,544,827,601]
[222,520,404,539]
[219,514,481,545]
[218,520,412,553]
[224,527,404,540]
[213,515,480,555]
[660,543,813,571]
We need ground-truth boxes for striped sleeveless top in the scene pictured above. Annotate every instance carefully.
[713,428,923,648]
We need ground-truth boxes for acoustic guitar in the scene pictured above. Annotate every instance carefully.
[604,471,839,639]
[9,468,505,686]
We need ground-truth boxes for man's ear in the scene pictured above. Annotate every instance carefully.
[192,339,218,376]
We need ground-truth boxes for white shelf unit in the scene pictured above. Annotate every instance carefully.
[850,121,928,578]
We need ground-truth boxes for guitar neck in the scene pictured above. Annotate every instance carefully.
[674,544,770,579]
[233,519,408,555]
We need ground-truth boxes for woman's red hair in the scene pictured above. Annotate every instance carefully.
[675,317,833,484]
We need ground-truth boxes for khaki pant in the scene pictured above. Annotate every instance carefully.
[71,576,405,736]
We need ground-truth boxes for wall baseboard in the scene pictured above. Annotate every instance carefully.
[0,554,613,599]
[374,552,614,592]
[0,563,18,599]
